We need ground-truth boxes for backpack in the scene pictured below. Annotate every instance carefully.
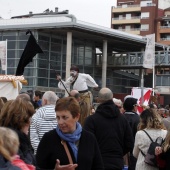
[140,130,165,168]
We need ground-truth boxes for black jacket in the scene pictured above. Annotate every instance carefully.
[36,129,104,170]
[84,100,134,170]
[124,111,140,140]
[14,129,36,166]
[0,154,21,170]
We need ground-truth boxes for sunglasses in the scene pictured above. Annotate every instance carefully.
[133,104,139,107]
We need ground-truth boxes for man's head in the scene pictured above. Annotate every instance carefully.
[123,97,138,112]
[34,90,42,102]
[98,88,113,103]
[70,90,81,102]
[42,91,59,106]
[16,93,31,102]
[70,65,79,77]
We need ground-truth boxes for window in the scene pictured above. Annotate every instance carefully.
[140,1,152,7]
[141,12,149,19]
[125,25,131,30]
[126,14,131,19]
[141,24,149,31]
[122,4,128,8]
[119,15,123,19]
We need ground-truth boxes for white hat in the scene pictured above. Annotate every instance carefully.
[124,95,133,101]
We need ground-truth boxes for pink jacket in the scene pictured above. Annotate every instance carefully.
[12,155,35,170]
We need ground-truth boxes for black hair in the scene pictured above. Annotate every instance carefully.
[34,90,42,98]
[123,97,137,111]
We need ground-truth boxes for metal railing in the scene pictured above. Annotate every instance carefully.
[113,5,140,8]
[156,75,170,86]
[95,51,170,68]
[112,16,141,20]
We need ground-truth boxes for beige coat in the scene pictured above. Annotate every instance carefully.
[133,128,167,170]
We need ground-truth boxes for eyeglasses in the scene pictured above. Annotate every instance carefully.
[133,104,139,107]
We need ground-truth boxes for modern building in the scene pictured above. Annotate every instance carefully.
[0,8,169,104]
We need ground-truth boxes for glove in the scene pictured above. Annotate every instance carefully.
[56,75,61,81]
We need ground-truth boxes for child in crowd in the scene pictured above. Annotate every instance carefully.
[0,127,35,170]
[0,127,20,170]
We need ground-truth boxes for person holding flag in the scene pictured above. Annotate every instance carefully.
[56,65,98,115]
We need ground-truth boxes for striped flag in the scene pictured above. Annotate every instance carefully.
[143,34,155,69]
[0,40,7,71]
[131,87,152,114]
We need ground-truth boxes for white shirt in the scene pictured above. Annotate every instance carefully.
[58,73,98,91]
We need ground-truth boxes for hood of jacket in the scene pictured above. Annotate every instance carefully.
[95,100,120,118]
[0,154,20,170]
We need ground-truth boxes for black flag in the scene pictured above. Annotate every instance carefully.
[15,31,43,76]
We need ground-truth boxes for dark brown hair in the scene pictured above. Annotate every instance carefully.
[55,97,80,118]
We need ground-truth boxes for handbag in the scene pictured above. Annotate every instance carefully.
[61,140,74,164]
[140,130,166,168]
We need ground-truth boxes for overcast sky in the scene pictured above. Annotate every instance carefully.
[0,0,117,27]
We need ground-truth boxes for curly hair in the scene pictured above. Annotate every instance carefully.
[162,129,170,152]
[138,108,164,130]
[0,98,35,130]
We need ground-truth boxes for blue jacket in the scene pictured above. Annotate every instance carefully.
[0,154,21,170]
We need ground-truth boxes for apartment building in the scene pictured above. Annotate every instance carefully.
[157,7,170,45]
[111,0,170,38]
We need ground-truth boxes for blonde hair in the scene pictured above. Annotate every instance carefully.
[162,129,170,152]
[138,108,164,130]
[0,127,19,161]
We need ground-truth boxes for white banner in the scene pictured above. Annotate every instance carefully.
[143,34,155,69]
[0,40,7,71]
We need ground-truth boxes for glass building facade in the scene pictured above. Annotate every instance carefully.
[0,13,144,98]
[0,31,101,95]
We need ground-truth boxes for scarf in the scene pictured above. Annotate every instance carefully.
[56,122,82,161]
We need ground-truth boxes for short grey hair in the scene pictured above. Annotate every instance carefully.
[98,88,113,102]
[42,91,59,105]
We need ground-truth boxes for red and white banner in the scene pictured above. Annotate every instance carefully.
[131,87,152,114]
[0,40,7,71]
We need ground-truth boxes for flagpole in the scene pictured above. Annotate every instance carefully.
[152,35,155,97]
[5,39,7,75]
[152,63,155,96]
[141,69,144,105]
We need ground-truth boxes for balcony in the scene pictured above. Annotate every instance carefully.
[158,37,170,45]
[159,26,170,33]
[117,28,140,35]
[112,5,141,13]
[112,16,141,24]
[95,51,170,69]
[155,75,170,94]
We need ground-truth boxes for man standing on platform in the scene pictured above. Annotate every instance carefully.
[56,65,98,114]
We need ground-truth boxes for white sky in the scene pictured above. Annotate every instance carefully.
[0,0,117,28]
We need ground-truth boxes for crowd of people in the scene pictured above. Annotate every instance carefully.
[0,65,170,170]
